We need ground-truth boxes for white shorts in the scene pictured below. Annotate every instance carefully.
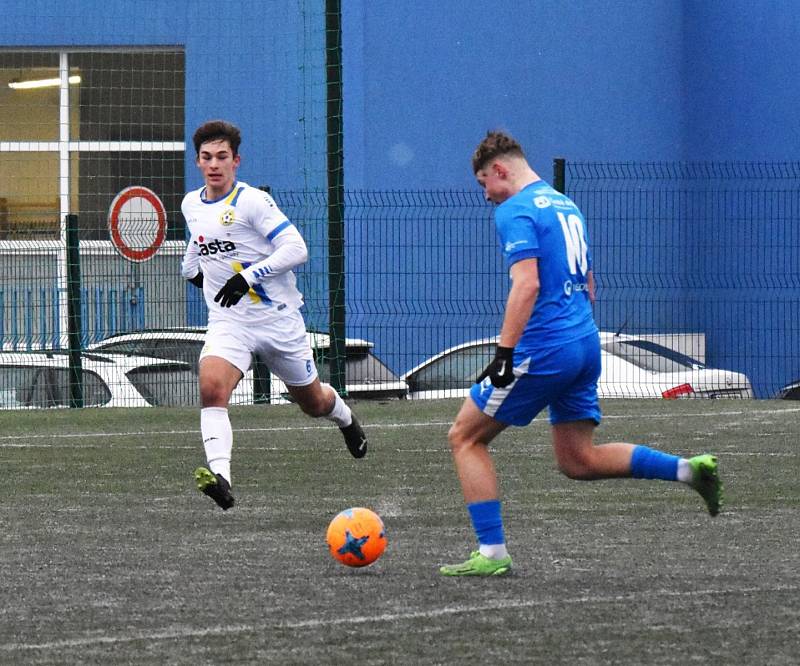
[200,310,318,387]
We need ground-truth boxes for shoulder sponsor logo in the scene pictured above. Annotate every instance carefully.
[533,195,551,208]
[504,239,529,252]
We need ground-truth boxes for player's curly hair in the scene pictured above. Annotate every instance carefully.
[472,130,525,173]
[193,120,242,156]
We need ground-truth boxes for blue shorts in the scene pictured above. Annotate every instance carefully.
[470,331,602,427]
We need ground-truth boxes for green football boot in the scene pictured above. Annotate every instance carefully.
[688,454,723,517]
[440,550,512,577]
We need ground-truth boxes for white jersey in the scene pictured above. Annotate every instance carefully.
[181,181,307,325]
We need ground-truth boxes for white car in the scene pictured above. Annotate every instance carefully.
[0,350,197,409]
[402,332,753,400]
[88,328,408,404]
[774,380,800,400]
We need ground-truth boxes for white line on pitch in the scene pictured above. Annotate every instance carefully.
[1,405,799,444]
[2,584,796,652]
[1,405,799,446]
[0,422,452,441]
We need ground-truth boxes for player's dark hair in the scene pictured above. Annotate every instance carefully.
[193,120,242,156]
[472,130,525,173]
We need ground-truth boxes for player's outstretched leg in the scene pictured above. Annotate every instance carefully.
[340,413,368,459]
[194,466,235,510]
[440,550,512,577]
[687,454,723,516]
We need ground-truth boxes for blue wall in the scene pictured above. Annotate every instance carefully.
[344,0,687,189]
[684,0,800,160]
[680,0,800,395]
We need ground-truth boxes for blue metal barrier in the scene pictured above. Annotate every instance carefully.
[0,286,145,350]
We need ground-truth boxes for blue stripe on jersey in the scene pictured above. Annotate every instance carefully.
[236,260,272,304]
[251,266,273,279]
[200,182,238,204]
[266,220,292,241]
[249,282,272,304]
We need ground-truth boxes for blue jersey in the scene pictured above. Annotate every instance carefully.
[493,180,597,353]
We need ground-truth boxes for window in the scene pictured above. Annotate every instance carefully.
[602,339,706,373]
[125,363,198,407]
[0,364,112,408]
[0,48,185,240]
[94,337,204,373]
[407,343,495,392]
[316,346,401,385]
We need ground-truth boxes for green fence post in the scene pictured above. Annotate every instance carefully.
[326,0,346,396]
[254,184,274,403]
[66,214,83,408]
[553,157,566,194]
[253,358,272,404]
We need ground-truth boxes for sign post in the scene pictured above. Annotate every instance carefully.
[107,186,167,262]
[107,186,167,331]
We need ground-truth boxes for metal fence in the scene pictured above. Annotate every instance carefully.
[1,162,797,408]
[565,161,800,399]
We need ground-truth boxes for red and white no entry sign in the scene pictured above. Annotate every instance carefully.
[108,186,167,262]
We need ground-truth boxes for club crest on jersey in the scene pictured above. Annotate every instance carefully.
[219,207,235,226]
[196,236,237,255]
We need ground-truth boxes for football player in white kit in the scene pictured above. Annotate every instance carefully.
[181,120,367,510]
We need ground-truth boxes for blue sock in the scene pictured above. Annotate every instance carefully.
[467,500,505,545]
[630,445,679,481]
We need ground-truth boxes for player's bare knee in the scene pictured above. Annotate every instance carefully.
[200,381,229,406]
[447,424,477,455]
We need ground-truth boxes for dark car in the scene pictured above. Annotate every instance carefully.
[88,328,407,402]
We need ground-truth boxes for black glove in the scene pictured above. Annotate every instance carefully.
[214,273,250,307]
[187,271,204,289]
[476,345,516,388]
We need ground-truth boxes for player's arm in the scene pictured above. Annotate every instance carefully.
[499,258,539,347]
[477,258,539,388]
[239,223,308,283]
[180,235,204,288]
[214,191,308,307]
[215,222,307,302]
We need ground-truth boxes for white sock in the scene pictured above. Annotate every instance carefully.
[676,458,692,483]
[479,543,509,560]
[322,384,352,427]
[201,407,233,485]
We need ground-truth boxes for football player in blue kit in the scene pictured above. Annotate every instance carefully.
[440,131,723,576]
[181,120,367,511]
